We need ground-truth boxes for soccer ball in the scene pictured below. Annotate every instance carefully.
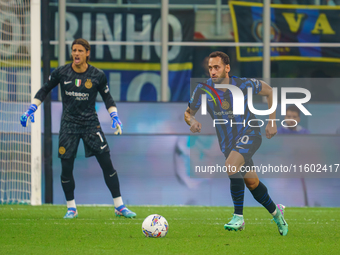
[142,214,169,238]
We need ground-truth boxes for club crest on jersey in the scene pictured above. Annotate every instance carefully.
[75,79,82,87]
[85,79,92,89]
[222,99,230,110]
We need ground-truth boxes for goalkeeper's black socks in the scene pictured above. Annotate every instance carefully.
[103,171,121,199]
[229,171,245,215]
[250,181,276,214]
[95,152,121,198]
[61,175,75,201]
[61,158,76,201]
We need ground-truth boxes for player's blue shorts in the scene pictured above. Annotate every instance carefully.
[224,135,262,176]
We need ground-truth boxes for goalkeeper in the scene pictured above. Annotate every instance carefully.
[20,38,136,219]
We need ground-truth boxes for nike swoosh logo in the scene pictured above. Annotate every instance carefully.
[208,98,215,102]
[109,172,116,177]
[64,81,72,84]
[61,180,70,183]
[101,144,107,149]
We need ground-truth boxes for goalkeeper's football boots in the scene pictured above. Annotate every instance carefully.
[114,205,136,218]
[272,204,288,236]
[224,214,245,231]
[63,207,78,219]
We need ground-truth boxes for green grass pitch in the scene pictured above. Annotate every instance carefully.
[0,205,339,255]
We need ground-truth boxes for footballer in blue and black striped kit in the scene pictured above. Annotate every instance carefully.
[188,76,263,162]
[184,51,289,236]
[20,38,136,219]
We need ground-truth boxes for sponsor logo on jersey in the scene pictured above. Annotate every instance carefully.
[75,79,82,87]
[65,90,90,101]
[85,79,92,89]
[64,81,72,85]
[59,146,66,155]
[213,110,236,119]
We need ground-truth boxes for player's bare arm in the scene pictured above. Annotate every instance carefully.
[32,98,42,107]
[108,106,118,114]
[184,107,202,133]
[258,81,277,139]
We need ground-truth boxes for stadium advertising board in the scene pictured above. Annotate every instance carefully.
[49,7,195,101]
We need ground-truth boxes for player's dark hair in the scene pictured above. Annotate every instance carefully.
[209,51,230,66]
[286,105,300,116]
[71,38,91,62]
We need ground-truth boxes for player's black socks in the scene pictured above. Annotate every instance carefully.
[250,181,276,214]
[95,152,121,198]
[61,158,76,201]
[229,171,245,215]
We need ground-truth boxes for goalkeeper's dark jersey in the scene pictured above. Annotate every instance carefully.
[35,63,116,133]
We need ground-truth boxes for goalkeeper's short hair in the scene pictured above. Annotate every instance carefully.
[71,38,91,62]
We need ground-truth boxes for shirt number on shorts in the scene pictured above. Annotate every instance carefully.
[96,132,104,142]
[236,135,249,149]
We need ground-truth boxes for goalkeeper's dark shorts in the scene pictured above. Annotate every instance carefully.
[58,130,110,159]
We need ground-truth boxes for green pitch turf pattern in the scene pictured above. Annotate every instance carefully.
[0,205,339,255]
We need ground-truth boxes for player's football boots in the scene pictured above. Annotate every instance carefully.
[224,214,245,231]
[63,207,78,219]
[115,205,136,218]
[272,204,288,236]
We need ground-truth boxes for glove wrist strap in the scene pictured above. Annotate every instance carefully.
[28,104,38,113]
[110,111,118,119]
